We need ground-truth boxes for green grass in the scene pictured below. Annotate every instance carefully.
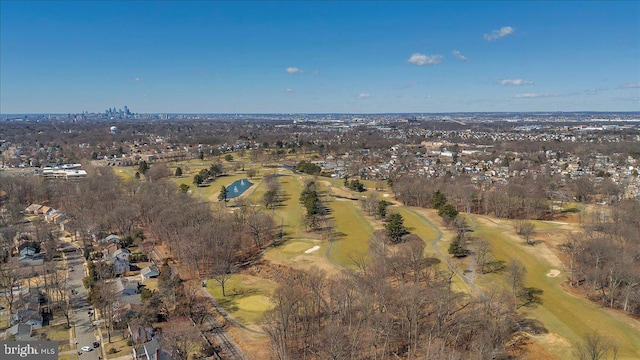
[394,207,440,257]
[327,198,374,269]
[280,240,317,256]
[113,166,138,181]
[206,274,277,325]
[473,217,640,359]
[271,170,306,239]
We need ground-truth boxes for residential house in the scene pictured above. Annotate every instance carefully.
[24,204,42,214]
[112,278,142,319]
[113,249,131,262]
[113,278,139,297]
[140,264,160,282]
[127,319,155,345]
[19,247,36,258]
[44,210,61,223]
[18,247,44,265]
[34,206,52,216]
[103,244,131,275]
[99,234,121,245]
[132,337,173,360]
[4,323,36,341]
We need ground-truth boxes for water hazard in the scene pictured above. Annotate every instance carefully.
[225,178,253,199]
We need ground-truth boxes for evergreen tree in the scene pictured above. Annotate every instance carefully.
[384,213,408,243]
[376,200,389,219]
[138,161,150,175]
[432,190,447,209]
[193,174,203,186]
[438,203,459,223]
[218,185,228,205]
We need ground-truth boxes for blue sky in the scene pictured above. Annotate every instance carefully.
[1,1,639,114]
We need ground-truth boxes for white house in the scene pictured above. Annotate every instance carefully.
[102,234,121,244]
[140,264,160,282]
[113,248,131,262]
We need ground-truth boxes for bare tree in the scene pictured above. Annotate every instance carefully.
[0,266,22,321]
[518,221,536,245]
[145,162,172,182]
[475,238,491,274]
[575,332,618,360]
[505,259,526,300]
[48,267,73,328]
[160,317,203,360]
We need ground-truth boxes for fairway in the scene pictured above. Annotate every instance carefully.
[473,216,640,359]
[327,197,374,269]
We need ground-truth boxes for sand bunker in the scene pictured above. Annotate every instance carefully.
[304,246,320,254]
[546,269,560,277]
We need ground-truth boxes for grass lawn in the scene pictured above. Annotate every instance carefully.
[58,343,73,352]
[142,277,159,292]
[327,198,373,269]
[205,274,277,326]
[113,166,138,181]
[473,216,640,359]
[271,170,306,240]
[395,207,441,257]
[34,323,70,342]
[264,238,339,274]
[0,314,8,330]
[103,331,133,359]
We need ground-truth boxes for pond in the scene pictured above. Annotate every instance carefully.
[225,178,253,199]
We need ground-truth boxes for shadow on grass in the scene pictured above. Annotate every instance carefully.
[216,288,261,314]
[518,287,544,309]
[481,259,506,274]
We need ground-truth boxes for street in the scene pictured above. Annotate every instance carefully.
[63,243,104,360]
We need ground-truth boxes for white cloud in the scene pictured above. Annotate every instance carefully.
[618,82,640,89]
[484,26,515,41]
[133,77,141,82]
[452,50,468,62]
[514,92,555,98]
[500,79,533,86]
[286,67,303,74]
[407,53,443,66]
[286,88,294,93]
[584,87,609,95]
[358,93,371,99]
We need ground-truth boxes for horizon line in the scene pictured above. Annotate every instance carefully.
[3,110,640,116]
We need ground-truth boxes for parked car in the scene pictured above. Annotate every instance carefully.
[93,341,99,348]
[81,346,92,352]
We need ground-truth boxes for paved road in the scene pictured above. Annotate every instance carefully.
[63,243,104,360]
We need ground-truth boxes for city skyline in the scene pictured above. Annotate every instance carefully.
[1,1,639,114]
